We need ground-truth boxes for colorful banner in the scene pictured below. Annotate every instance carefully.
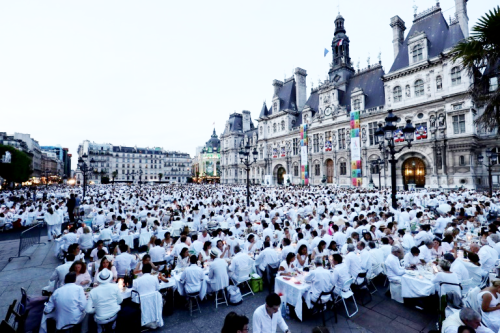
[280,146,286,157]
[325,140,332,152]
[350,111,362,187]
[300,124,309,185]
[394,128,404,143]
[272,147,278,158]
[415,125,427,140]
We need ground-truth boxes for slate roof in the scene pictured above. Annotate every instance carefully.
[225,113,243,134]
[341,66,385,112]
[112,147,163,154]
[259,102,269,118]
[389,8,464,73]
[276,79,297,112]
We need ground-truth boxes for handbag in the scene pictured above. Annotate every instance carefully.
[227,286,242,305]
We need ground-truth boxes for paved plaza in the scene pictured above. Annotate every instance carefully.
[0,235,438,333]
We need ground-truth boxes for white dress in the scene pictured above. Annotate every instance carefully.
[477,291,500,333]
[295,255,309,269]
[278,260,296,276]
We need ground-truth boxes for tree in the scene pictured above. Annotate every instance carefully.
[452,6,500,131]
[0,145,32,184]
[101,176,110,184]
[158,173,163,182]
[111,170,118,184]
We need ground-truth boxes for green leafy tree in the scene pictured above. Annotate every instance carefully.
[0,145,33,184]
[111,170,118,184]
[452,6,500,130]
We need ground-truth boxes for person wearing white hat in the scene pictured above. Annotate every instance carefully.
[85,268,123,332]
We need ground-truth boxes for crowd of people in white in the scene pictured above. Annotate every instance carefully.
[1,184,500,333]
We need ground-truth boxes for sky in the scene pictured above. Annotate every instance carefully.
[0,0,497,170]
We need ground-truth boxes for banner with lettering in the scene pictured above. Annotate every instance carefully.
[272,147,278,158]
[350,111,362,186]
[300,124,309,185]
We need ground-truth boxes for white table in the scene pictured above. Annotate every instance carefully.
[121,279,176,299]
[274,276,311,321]
[401,271,435,298]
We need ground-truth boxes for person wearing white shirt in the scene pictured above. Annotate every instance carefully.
[207,250,229,293]
[44,272,87,331]
[403,247,421,268]
[385,246,405,282]
[418,241,434,264]
[92,211,106,230]
[90,241,108,262]
[50,254,75,290]
[255,242,280,275]
[472,243,497,273]
[357,242,372,277]
[252,293,290,333]
[442,307,494,333]
[280,238,295,261]
[149,239,166,265]
[180,255,205,294]
[229,244,255,279]
[344,244,362,282]
[304,257,334,308]
[114,244,138,277]
[331,254,351,293]
[445,253,469,282]
[85,269,123,332]
[431,260,461,297]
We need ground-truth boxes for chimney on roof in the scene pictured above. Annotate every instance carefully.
[242,110,251,132]
[272,80,283,97]
[390,16,406,60]
[294,68,307,112]
[455,0,469,38]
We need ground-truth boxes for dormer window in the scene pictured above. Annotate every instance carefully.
[281,120,285,131]
[273,123,277,133]
[414,79,424,97]
[353,99,360,110]
[451,67,461,86]
[412,44,423,63]
[393,86,402,102]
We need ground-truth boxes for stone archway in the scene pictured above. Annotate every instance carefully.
[273,164,286,185]
[402,157,426,189]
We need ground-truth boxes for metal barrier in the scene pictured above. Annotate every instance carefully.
[8,223,45,262]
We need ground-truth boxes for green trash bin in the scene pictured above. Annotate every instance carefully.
[250,275,263,293]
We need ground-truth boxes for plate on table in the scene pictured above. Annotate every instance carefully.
[294,281,302,285]
[283,277,291,281]
[406,270,417,276]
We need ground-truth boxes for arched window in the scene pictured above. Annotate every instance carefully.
[273,123,277,133]
[414,79,424,97]
[412,44,423,62]
[436,76,442,91]
[451,67,461,86]
[353,99,361,110]
[393,86,402,102]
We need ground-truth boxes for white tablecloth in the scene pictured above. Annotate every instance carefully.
[274,276,310,321]
[121,279,176,299]
[401,273,435,298]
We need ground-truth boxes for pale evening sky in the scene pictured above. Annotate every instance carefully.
[0,0,496,169]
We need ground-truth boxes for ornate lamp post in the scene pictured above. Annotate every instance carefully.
[477,148,498,197]
[375,110,415,209]
[77,154,96,199]
[238,142,258,207]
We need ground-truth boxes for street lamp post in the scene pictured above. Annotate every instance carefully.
[239,142,258,207]
[77,154,96,199]
[44,169,50,189]
[375,110,415,209]
[477,148,498,197]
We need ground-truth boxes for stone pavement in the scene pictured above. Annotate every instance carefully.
[0,237,438,333]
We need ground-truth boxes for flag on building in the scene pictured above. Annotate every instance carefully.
[324,48,329,57]
[336,39,343,46]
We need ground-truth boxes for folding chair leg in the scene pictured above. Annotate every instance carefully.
[343,296,359,318]
[246,281,255,296]
[368,280,378,295]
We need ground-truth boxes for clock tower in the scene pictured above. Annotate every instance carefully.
[328,14,355,90]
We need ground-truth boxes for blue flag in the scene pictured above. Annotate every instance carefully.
[324,48,329,57]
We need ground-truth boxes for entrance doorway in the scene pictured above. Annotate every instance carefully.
[326,160,334,183]
[277,167,286,185]
[402,157,426,189]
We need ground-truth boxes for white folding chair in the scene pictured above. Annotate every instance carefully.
[214,286,228,308]
[231,265,254,298]
[334,278,358,318]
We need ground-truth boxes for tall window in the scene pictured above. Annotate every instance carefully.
[353,99,361,110]
[412,44,423,62]
[436,76,442,91]
[453,114,466,134]
[273,123,277,133]
[459,155,466,166]
[393,86,402,102]
[414,79,424,97]
[292,138,299,155]
[313,134,319,153]
[339,162,347,175]
[491,77,499,92]
[281,120,285,131]
[368,122,378,146]
[294,165,299,177]
[338,129,346,150]
[451,67,461,86]
[315,163,320,176]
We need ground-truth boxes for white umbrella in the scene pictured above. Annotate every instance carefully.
[436,203,451,215]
